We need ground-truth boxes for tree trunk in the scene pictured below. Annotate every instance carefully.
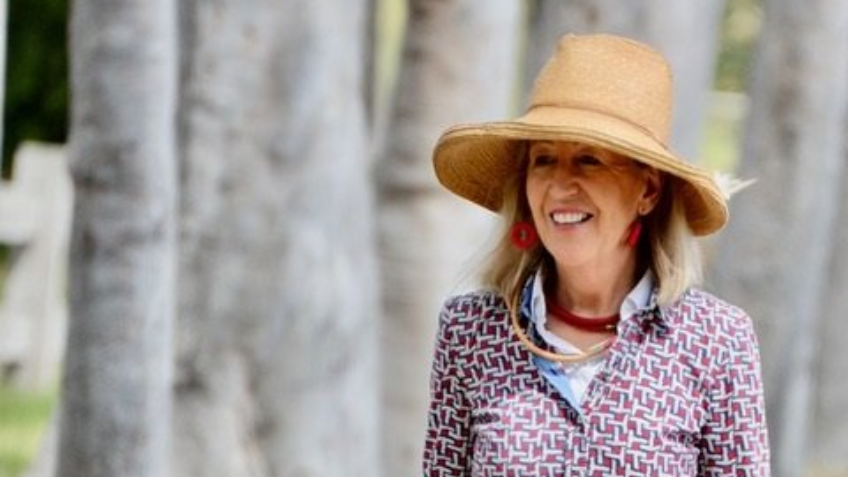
[813,138,848,473]
[376,1,521,476]
[709,0,848,475]
[174,1,378,476]
[526,0,726,159]
[58,0,177,475]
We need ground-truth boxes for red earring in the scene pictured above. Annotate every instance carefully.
[626,221,643,248]
[510,222,538,250]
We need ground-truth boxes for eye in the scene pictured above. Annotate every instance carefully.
[530,153,557,168]
[575,154,603,167]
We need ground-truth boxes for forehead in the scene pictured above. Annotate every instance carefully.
[527,140,631,162]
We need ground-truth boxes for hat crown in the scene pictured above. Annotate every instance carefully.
[529,34,673,145]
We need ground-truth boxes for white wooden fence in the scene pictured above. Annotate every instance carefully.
[0,142,72,390]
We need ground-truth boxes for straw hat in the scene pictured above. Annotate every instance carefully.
[432,34,728,236]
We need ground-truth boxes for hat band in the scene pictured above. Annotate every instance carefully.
[528,101,668,148]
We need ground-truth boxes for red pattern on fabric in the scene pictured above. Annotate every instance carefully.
[422,289,771,476]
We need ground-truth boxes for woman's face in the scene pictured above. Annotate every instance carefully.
[525,140,662,272]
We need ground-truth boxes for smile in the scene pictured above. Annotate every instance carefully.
[551,211,592,225]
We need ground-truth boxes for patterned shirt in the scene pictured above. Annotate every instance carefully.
[422,285,771,476]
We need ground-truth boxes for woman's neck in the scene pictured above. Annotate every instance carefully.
[549,254,639,317]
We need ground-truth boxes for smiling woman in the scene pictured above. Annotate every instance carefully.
[422,34,770,477]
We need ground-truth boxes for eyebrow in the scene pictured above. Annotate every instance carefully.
[528,141,554,149]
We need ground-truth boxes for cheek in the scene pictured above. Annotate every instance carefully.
[588,182,641,227]
[607,176,646,210]
[526,196,546,226]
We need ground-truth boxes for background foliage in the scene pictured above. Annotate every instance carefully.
[0,384,55,477]
[715,0,761,92]
[2,0,68,178]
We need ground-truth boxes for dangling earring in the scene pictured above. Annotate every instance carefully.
[510,222,538,250]
[626,220,643,248]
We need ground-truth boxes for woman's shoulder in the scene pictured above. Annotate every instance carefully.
[439,288,508,320]
[676,287,748,317]
[668,287,758,344]
[434,289,510,352]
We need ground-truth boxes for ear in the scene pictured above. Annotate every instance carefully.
[638,168,663,215]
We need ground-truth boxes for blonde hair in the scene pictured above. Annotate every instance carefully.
[643,179,704,305]
[480,159,703,309]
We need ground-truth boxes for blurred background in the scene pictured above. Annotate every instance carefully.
[1,0,847,476]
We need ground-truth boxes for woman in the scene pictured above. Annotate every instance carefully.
[423,34,770,476]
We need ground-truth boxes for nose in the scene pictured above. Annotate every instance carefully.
[550,159,580,195]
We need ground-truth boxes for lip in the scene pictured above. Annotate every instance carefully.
[548,207,594,227]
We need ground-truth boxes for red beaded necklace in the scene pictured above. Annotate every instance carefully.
[545,298,620,332]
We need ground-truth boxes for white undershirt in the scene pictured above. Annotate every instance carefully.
[529,270,655,403]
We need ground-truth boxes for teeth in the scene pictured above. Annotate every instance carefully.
[551,212,589,224]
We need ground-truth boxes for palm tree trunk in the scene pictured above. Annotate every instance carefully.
[376,1,522,476]
[58,0,177,475]
[813,125,848,474]
[174,1,378,476]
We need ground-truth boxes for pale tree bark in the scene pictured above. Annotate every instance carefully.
[376,1,522,476]
[709,0,848,475]
[175,1,378,477]
[364,0,378,126]
[525,0,726,159]
[813,139,848,473]
[58,0,177,476]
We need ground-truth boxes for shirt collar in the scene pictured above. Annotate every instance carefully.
[528,268,661,330]
[622,269,656,321]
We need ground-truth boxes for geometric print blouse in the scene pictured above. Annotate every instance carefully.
[422,286,771,476]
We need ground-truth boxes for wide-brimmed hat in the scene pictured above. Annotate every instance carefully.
[432,34,728,236]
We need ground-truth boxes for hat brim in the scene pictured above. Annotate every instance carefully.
[433,106,728,236]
